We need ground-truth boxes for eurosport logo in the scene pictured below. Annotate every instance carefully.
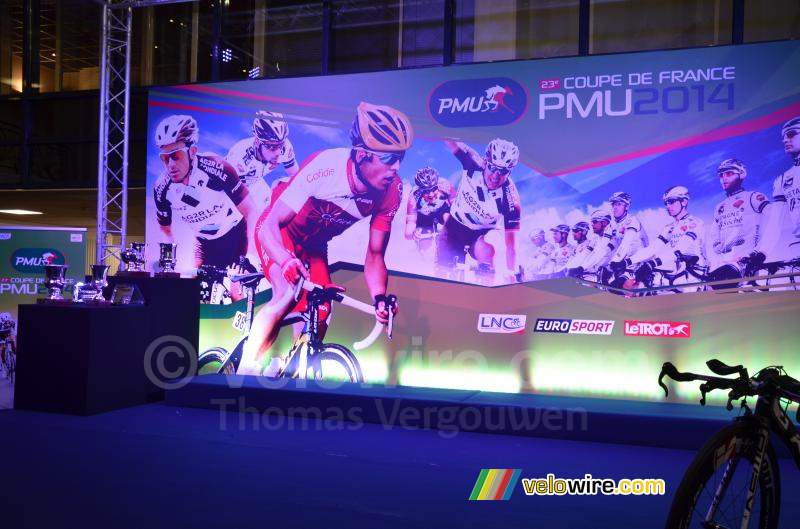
[624,321,691,338]
[533,318,615,335]
[10,248,66,273]
[428,77,528,128]
[477,314,527,334]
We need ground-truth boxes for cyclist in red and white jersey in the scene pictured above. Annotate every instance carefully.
[438,138,522,282]
[225,110,299,210]
[238,102,412,376]
[152,114,258,269]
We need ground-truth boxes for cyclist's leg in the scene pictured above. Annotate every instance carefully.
[238,260,294,375]
[435,218,461,278]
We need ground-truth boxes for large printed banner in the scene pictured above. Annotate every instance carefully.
[0,226,87,409]
[146,40,800,295]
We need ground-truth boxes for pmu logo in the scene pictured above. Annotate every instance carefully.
[624,321,691,338]
[11,248,66,273]
[477,314,526,334]
[429,77,528,127]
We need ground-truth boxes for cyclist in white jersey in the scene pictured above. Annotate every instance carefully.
[404,166,455,257]
[746,117,800,270]
[152,115,257,269]
[226,110,299,211]
[524,228,555,277]
[611,186,706,288]
[439,138,522,282]
[709,159,768,270]
[608,192,648,262]
[548,224,575,274]
[566,209,615,279]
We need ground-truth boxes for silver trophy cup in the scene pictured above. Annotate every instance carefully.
[44,264,68,300]
[131,242,146,271]
[120,245,138,272]
[158,243,178,273]
[91,264,109,300]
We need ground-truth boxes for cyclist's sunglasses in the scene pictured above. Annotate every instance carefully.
[159,147,189,163]
[664,198,682,205]
[784,129,799,140]
[486,162,511,176]
[255,137,284,151]
[366,150,405,165]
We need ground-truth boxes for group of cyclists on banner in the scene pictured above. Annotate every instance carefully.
[522,116,800,293]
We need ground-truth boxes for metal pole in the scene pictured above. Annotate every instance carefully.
[96,2,110,264]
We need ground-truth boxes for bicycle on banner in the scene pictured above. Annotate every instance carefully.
[659,359,800,529]
[198,262,395,383]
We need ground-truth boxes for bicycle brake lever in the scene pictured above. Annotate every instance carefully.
[386,294,397,340]
[699,383,709,406]
[292,277,305,303]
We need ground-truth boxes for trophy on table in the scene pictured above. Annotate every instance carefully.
[117,242,151,277]
[39,264,70,304]
[72,264,112,303]
[155,243,180,278]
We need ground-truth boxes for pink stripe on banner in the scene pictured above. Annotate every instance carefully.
[174,84,344,111]
[547,101,800,177]
[149,100,233,115]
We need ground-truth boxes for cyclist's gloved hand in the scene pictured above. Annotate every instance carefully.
[635,261,657,283]
[374,293,398,325]
[610,258,631,273]
[281,257,308,284]
[741,250,766,267]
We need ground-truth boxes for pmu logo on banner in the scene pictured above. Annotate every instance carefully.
[429,77,528,127]
[534,318,615,335]
[624,321,691,338]
[477,314,527,334]
[11,248,66,273]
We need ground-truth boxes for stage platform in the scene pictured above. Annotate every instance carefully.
[166,375,751,453]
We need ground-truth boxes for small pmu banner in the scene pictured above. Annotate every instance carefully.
[0,226,86,409]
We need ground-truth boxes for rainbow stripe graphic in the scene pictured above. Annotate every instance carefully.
[469,469,522,500]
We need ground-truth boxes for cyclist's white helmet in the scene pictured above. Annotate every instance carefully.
[253,111,289,143]
[414,166,439,191]
[529,228,545,241]
[717,158,746,179]
[782,116,800,137]
[590,209,611,223]
[608,191,631,206]
[572,221,590,233]
[350,101,413,152]
[485,138,519,169]
[550,224,570,234]
[154,115,198,147]
[663,185,690,202]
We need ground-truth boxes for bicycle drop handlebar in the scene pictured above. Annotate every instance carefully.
[292,277,391,351]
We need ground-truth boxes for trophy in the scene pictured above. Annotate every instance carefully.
[42,264,68,302]
[118,242,151,277]
[156,243,180,278]
[90,264,110,301]
[72,275,97,303]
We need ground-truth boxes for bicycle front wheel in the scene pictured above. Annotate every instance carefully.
[664,420,780,529]
[311,344,364,384]
[197,347,235,375]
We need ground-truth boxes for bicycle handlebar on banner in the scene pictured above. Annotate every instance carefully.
[293,277,391,352]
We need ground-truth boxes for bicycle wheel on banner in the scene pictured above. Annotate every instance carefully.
[664,420,780,529]
[197,347,235,375]
[311,344,364,383]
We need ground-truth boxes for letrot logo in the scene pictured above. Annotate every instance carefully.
[11,248,66,274]
[624,321,691,338]
[477,313,527,334]
[429,77,528,128]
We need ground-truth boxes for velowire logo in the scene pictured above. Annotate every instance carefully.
[429,77,528,128]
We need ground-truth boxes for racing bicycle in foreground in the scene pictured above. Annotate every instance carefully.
[659,359,800,529]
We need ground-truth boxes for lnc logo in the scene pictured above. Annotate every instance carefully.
[429,77,528,128]
[477,314,527,334]
[11,248,66,273]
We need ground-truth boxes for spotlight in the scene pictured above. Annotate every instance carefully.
[222,48,232,63]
